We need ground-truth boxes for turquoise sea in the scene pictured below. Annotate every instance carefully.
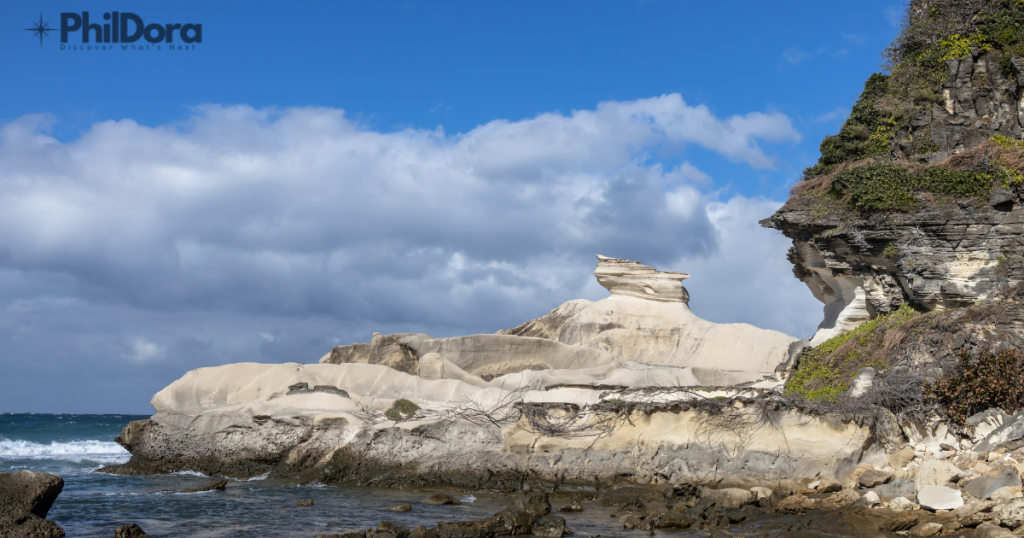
[0,413,642,538]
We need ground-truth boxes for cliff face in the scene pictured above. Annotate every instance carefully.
[895,51,1024,163]
[761,187,1024,345]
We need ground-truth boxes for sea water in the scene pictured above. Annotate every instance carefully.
[0,414,651,538]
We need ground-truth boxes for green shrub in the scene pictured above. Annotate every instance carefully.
[384,398,420,422]
[785,304,921,401]
[925,348,1024,425]
[827,162,995,212]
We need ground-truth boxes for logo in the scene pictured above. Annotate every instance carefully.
[25,12,203,51]
[23,12,54,48]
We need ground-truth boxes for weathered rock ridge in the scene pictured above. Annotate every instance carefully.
[323,255,803,381]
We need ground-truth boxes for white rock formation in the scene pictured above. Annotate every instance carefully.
[110,255,848,490]
[325,255,805,387]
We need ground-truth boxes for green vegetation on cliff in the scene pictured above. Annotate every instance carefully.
[798,0,1024,208]
[785,304,921,401]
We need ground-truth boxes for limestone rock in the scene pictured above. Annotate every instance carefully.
[975,523,1016,538]
[0,471,63,519]
[749,487,772,501]
[846,367,876,398]
[556,501,582,513]
[890,447,916,469]
[916,460,964,490]
[990,486,1022,503]
[962,469,1021,500]
[698,487,753,509]
[858,469,893,488]
[993,498,1024,527]
[917,485,964,510]
[593,255,690,303]
[978,411,1024,452]
[908,522,943,538]
[815,477,842,493]
[889,496,918,512]
[0,514,65,538]
[881,511,920,531]
[295,499,314,506]
[858,491,882,507]
[872,478,917,500]
[969,409,1011,442]
[386,503,412,512]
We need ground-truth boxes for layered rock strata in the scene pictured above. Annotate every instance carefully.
[762,185,1024,345]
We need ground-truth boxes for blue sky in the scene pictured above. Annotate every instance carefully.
[0,1,905,412]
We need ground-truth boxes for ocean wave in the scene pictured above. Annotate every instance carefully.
[0,437,130,463]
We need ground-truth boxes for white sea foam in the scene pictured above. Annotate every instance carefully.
[0,437,129,463]
[461,494,477,503]
[172,470,208,477]
[245,472,270,481]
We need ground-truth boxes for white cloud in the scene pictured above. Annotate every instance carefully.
[124,339,167,363]
[783,47,811,65]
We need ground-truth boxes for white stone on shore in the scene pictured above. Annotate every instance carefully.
[917,485,963,510]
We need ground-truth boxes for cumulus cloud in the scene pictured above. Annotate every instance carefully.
[0,95,812,412]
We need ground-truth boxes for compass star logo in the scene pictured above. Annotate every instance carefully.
[24,12,53,48]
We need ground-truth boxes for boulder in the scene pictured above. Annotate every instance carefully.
[847,367,876,398]
[890,447,916,469]
[505,492,550,517]
[990,486,1022,503]
[0,470,64,518]
[858,469,893,488]
[749,487,772,501]
[968,409,1011,442]
[915,460,964,490]
[917,485,963,510]
[871,478,917,500]
[993,498,1024,527]
[0,514,65,538]
[857,491,881,507]
[424,494,461,505]
[962,469,1021,500]
[495,511,535,535]
[296,499,314,506]
[386,503,412,512]
[114,523,147,538]
[880,511,920,532]
[908,522,943,538]
[815,478,842,494]
[699,487,753,509]
[975,523,1016,538]
[530,515,565,538]
[977,411,1024,452]
[889,497,917,512]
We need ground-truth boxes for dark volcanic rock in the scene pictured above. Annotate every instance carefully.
[0,514,66,538]
[377,521,410,538]
[179,479,228,493]
[0,470,64,518]
[504,492,550,517]
[557,501,583,512]
[530,515,565,538]
[424,493,461,505]
[114,523,147,538]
